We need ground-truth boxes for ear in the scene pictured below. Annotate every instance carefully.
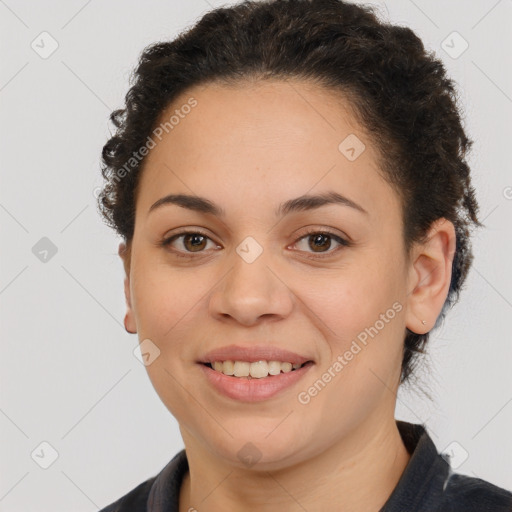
[405,218,456,334]
[119,241,137,334]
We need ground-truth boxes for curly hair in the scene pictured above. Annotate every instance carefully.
[98,0,483,385]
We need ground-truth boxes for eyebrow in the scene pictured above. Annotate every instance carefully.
[148,191,368,217]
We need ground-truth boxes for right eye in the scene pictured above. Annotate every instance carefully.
[159,230,221,258]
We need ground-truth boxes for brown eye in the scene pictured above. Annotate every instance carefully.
[308,233,332,252]
[293,230,350,257]
[160,230,219,258]
[181,233,208,252]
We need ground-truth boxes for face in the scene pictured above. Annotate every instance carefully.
[120,79,446,470]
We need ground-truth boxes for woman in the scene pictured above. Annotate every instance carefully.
[97,0,512,510]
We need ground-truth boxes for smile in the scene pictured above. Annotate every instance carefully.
[207,360,307,378]
[199,361,315,402]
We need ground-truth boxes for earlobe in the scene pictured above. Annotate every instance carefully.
[405,218,456,334]
[124,311,137,334]
[123,276,137,334]
[119,242,137,334]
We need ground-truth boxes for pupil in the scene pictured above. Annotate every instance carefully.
[310,234,330,252]
[186,234,206,251]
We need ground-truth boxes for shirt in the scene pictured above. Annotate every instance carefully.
[99,420,512,511]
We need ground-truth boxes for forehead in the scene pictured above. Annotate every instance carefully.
[154,79,363,154]
[135,79,400,226]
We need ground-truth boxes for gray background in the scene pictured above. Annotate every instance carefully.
[1,0,511,510]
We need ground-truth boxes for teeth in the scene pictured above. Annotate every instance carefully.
[234,361,250,377]
[210,360,304,378]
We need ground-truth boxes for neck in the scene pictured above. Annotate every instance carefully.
[179,415,411,512]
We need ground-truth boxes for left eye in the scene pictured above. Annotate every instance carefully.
[293,231,349,255]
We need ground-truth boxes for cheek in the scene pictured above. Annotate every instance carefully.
[131,261,208,338]
[302,273,405,437]
[310,256,405,386]
[312,264,400,338]
[129,263,211,419]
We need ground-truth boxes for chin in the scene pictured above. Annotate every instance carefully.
[207,430,309,470]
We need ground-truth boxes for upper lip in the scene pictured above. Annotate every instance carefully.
[198,344,314,365]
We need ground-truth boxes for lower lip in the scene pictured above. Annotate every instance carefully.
[198,362,315,402]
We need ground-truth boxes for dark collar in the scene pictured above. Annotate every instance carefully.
[147,446,188,512]
[146,421,449,511]
[379,420,451,511]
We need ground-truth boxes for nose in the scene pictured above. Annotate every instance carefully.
[209,247,294,327]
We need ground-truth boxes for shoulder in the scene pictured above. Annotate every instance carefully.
[440,471,512,512]
[386,421,512,512]
[98,449,188,512]
[98,476,157,512]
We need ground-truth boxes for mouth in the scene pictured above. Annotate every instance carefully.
[201,360,314,379]
[198,360,315,402]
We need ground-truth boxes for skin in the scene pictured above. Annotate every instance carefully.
[119,79,456,512]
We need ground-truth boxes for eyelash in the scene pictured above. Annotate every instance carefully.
[159,228,351,260]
